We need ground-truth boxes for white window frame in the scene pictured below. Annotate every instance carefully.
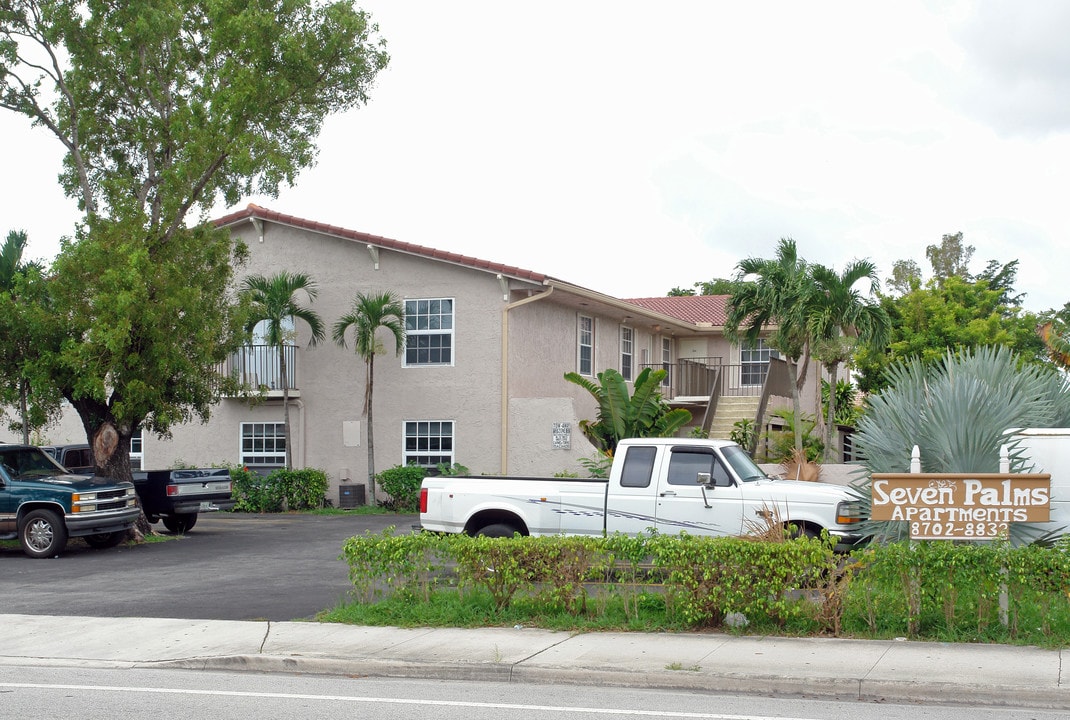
[577,315,593,376]
[129,429,144,472]
[240,421,287,467]
[740,339,778,387]
[620,326,634,381]
[404,298,455,367]
[403,420,455,469]
[661,337,672,387]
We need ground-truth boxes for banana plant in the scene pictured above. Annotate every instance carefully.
[564,367,691,454]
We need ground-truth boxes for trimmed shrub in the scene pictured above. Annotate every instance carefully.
[376,464,426,512]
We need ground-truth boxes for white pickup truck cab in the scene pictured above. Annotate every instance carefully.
[420,438,868,549]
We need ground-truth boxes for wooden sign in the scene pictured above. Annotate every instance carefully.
[870,473,1051,540]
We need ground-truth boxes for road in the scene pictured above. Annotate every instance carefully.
[0,512,415,621]
[1,666,1062,720]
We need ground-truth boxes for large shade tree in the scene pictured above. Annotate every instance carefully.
[808,259,890,462]
[333,291,405,505]
[241,272,325,471]
[0,1,388,481]
[725,238,814,453]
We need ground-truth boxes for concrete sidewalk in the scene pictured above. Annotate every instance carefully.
[0,614,1066,709]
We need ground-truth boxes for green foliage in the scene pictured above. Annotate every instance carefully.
[728,419,756,448]
[336,531,1070,644]
[230,466,285,513]
[375,464,426,512]
[854,275,1049,394]
[822,380,861,427]
[845,539,1070,641]
[564,367,691,454]
[229,466,328,512]
[435,462,469,476]
[578,454,614,478]
[761,409,823,463]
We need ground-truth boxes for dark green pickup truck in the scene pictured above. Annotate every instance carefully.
[0,444,140,558]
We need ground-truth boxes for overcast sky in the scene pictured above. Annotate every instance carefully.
[4,1,1070,312]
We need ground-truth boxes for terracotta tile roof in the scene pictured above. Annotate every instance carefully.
[215,204,549,284]
[623,295,730,326]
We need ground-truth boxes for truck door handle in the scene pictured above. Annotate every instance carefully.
[660,490,677,497]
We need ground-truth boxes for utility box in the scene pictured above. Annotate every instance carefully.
[338,483,366,508]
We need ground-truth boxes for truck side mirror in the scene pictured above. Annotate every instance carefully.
[696,472,713,509]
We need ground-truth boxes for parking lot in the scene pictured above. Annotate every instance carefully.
[0,512,415,621]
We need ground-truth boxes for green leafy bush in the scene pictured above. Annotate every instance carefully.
[230,466,285,513]
[229,466,328,512]
[376,464,426,511]
[337,532,1070,644]
[271,468,329,510]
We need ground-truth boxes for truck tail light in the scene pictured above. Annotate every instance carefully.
[166,485,179,497]
[420,487,428,514]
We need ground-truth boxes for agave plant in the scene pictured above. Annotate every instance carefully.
[564,367,692,455]
[851,345,1070,544]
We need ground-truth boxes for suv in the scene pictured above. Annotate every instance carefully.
[0,445,140,558]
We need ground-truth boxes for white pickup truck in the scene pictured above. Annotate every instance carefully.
[419,438,868,549]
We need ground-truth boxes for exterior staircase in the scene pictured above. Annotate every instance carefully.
[706,396,761,441]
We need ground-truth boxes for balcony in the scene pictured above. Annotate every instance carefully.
[219,344,300,396]
[645,358,767,403]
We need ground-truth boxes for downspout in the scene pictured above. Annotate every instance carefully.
[500,279,555,474]
[292,398,306,469]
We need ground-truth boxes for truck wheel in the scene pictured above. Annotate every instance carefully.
[162,513,198,534]
[19,509,68,558]
[475,523,520,538]
[84,531,126,550]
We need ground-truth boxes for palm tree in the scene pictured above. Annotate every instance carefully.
[333,291,405,505]
[808,260,890,462]
[241,272,325,470]
[725,238,814,453]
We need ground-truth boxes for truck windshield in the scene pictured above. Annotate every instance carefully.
[0,448,68,480]
[722,445,768,483]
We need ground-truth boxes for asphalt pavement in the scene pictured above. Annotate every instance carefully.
[1,613,1067,710]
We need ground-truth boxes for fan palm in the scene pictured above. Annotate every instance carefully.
[725,238,814,452]
[241,272,325,470]
[808,259,890,461]
[333,291,405,505]
[852,345,1070,544]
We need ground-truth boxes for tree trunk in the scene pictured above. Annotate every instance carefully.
[823,363,839,463]
[18,379,29,445]
[78,414,151,538]
[786,358,803,453]
[280,345,292,470]
[366,354,376,505]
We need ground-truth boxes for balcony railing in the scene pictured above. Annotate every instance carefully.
[219,344,299,391]
[643,358,768,402]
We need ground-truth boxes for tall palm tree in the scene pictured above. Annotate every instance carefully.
[808,260,891,461]
[333,291,405,505]
[725,238,814,453]
[241,272,325,470]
